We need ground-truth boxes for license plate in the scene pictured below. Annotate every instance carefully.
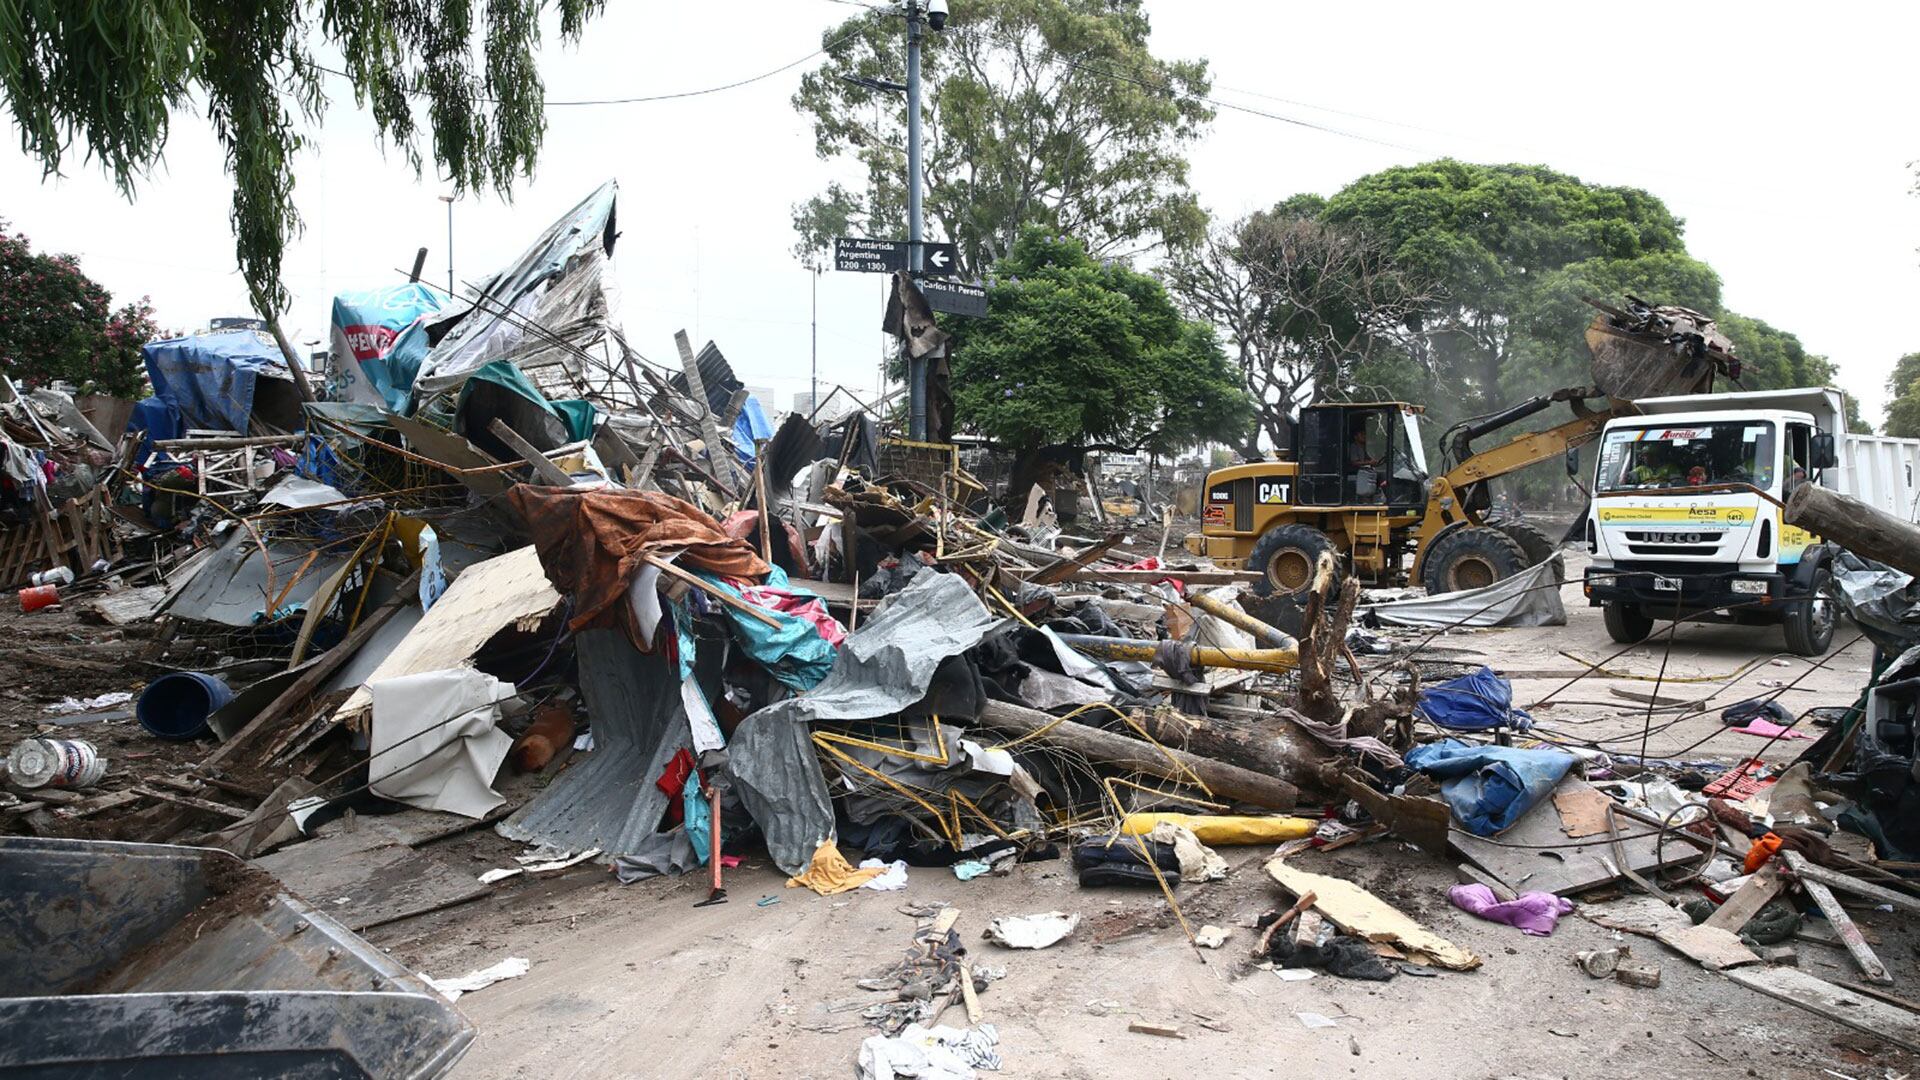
[1653,576,1681,592]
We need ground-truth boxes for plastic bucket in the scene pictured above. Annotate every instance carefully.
[136,672,234,741]
[18,585,59,613]
[7,738,107,789]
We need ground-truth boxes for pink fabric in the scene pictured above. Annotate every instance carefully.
[740,585,848,646]
[1447,883,1574,936]
[1731,718,1812,741]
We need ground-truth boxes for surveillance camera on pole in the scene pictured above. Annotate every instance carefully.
[926,0,948,31]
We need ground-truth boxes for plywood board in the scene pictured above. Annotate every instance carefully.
[1552,785,1615,839]
[1450,776,1706,896]
[333,546,560,723]
[255,820,488,931]
[1265,858,1479,971]
[1726,966,1920,1054]
[1654,922,1761,970]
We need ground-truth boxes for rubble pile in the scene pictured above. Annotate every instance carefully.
[8,182,1920,1078]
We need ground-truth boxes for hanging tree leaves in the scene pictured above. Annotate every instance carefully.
[0,0,604,315]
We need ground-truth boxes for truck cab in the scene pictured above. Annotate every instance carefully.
[1583,387,1920,655]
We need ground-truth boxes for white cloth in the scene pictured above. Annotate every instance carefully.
[857,858,910,891]
[368,667,516,817]
[857,1023,1000,1080]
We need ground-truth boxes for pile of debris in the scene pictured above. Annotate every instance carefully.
[9,181,1920,1078]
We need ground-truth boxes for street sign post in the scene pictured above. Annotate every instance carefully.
[920,278,988,318]
[834,237,959,276]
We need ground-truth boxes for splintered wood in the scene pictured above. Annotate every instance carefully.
[1265,858,1479,971]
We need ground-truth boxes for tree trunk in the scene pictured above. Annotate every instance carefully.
[974,700,1299,811]
[1123,705,1333,793]
[1786,483,1920,578]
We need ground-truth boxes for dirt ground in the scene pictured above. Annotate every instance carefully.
[361,550,1903,1080]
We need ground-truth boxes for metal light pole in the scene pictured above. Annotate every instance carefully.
[904,1,927,440]
[810,268,819,420]
[438,194,455,297]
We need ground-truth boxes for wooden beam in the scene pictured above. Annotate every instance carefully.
[487,419,577,487]
[1024,532,1127,586]
[131,785,249,820]
[198,576,418,772]
[154,434,305,451]
[1783,850,1920,913]
[1060,568,1263,585]
[642,554,781,630]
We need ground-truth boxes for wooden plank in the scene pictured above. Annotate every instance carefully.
[1798,873,1892,984]
[1654,922,1761,970]
[1783,850,1920,914]
[131,785,248,820]
[1025,533,1126,586]
[1265,858,1478,970]
[1726,966,1920,1053]
[200,575,420,771]
[1061,568,1262,585]
[488,419,578,487]
[1704,863,1784,933]
[675,330,745,490]
[643,555,781,630]
[959,961,982,1024]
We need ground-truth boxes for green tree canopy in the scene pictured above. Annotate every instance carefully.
[791,0,1211,276]
[0,221,157,398]
[1,1,604,314]
[1885,353,1920,437]
[1322,160,1709,415]
[944,229,1249,462]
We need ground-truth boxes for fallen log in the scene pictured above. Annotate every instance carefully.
[1785,482,1920,578]
[974,699,1299,811]
[1124,705,1334,793]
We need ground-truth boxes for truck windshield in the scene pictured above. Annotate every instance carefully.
[1597,421,1776,493]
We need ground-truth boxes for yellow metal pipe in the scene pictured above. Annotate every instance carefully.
[1055,634,1299,675]
[1187,592,1298,651]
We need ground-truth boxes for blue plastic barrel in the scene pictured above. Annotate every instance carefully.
[136,672,234,741]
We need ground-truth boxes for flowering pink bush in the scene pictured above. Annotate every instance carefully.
[0,220,154,398]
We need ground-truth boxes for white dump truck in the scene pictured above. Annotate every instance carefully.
[1584,387,1920,655]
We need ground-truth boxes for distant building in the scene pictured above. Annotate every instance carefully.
[792,391,821,416]
[742,385,777,408]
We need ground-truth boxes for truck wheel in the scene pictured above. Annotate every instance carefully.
[1248,523,1340,599]
[1421,526,1527,595]
[1494,519,1556,567]
[1603,602,1654,644]
[1783,565,1837,657]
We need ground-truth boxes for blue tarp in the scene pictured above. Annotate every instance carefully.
[141,329,292,434]
[1405,739,1576,837]
[125,396,181,463]
[1415,666,1533,732]
[731,395,774,468]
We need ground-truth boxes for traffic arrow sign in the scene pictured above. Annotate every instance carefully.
[921,242,959,276]
[920,278,988,318]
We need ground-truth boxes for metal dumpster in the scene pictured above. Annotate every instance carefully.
[0,836,473,1078]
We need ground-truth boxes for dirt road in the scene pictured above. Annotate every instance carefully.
[364,549,1904,1080]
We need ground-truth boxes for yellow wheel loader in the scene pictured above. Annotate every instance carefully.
[1187,298,1739,598]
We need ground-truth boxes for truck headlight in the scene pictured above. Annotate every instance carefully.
[1731,579,1768,595]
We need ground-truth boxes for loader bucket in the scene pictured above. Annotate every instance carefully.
[0,837,473,1079]
[1584,299,1735,400]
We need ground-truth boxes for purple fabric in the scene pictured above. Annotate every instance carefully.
[1447,883,1574,936]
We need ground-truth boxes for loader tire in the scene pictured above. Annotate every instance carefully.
[1420,526,1527,595]
[1603,602,1654,644]
[1248,523,1341,599]
[1494,519,1556,568]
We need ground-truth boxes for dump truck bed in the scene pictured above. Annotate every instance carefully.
[0,837,472,1079]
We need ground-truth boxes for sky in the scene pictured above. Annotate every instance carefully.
[4,1,1916,424]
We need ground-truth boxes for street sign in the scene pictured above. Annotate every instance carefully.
[922,243,958,276]
[834,237,960,276]
[920,278,988,318]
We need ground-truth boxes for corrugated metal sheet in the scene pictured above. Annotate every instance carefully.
[496,629,689,856]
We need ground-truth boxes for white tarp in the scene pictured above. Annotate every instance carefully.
[369,667,517,817]
[1366,553,1567,629]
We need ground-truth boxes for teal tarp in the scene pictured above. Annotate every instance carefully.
[454,359,596,442]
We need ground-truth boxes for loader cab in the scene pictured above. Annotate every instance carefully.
[1294,402,1429,512]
